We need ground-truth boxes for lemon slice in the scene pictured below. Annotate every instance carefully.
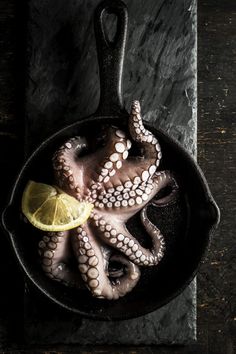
[21,181,93,231]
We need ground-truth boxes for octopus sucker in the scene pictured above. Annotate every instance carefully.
[38,100,178,299]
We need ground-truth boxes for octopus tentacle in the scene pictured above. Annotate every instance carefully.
[108,253,140,297]
[153,170,179,207]
[71,222,140,299]
[94,178,156,212]
[128,100,162,177]
[52,136,88,200]
[38,231,83,288]
[89,126,131,190]
[71,224,101,296]
[95,170,178,213]
[92,214,164,266]
[140,205,165,261]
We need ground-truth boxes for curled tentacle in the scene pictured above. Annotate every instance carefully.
[92,213,164,267]
[128,100,162,178]
[52,136,88,200]
[93,176,159,218]
[88,126,132,189]
[140,205,165,262]
[108,253,140,298]
[152,170,179,207]
[71,222,140,300]
[38,231,84,288]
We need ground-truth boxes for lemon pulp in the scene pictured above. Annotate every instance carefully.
[21,181,93,231]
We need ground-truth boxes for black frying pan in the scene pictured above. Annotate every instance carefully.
[2,0,220,320]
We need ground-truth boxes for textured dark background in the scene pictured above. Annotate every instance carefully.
[0,0,235,353]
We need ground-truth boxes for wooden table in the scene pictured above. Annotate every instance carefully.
[0,0,235,353]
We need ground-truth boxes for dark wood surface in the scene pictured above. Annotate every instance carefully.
[0,0,235,353]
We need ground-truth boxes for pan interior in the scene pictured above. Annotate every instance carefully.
[7,117,214,320]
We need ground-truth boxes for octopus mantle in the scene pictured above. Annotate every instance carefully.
[38,101,178,300]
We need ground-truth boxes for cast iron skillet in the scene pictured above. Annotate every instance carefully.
[2,0,220,320]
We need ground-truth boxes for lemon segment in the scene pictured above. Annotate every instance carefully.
[21,181,93,231]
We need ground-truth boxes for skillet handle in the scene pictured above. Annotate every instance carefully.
[2,204,14,235]
[94,0,128,116]
[1,203,16,244]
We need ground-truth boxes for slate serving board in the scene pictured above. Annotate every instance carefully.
[23,0,197,345]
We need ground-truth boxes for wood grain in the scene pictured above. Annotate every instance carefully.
[197,0,236,353]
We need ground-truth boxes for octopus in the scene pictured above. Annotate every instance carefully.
[38,100,178,300]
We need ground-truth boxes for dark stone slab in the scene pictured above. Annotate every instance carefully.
[23,0,197,345]
[26,0,197,155]
[24,279,196,345]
